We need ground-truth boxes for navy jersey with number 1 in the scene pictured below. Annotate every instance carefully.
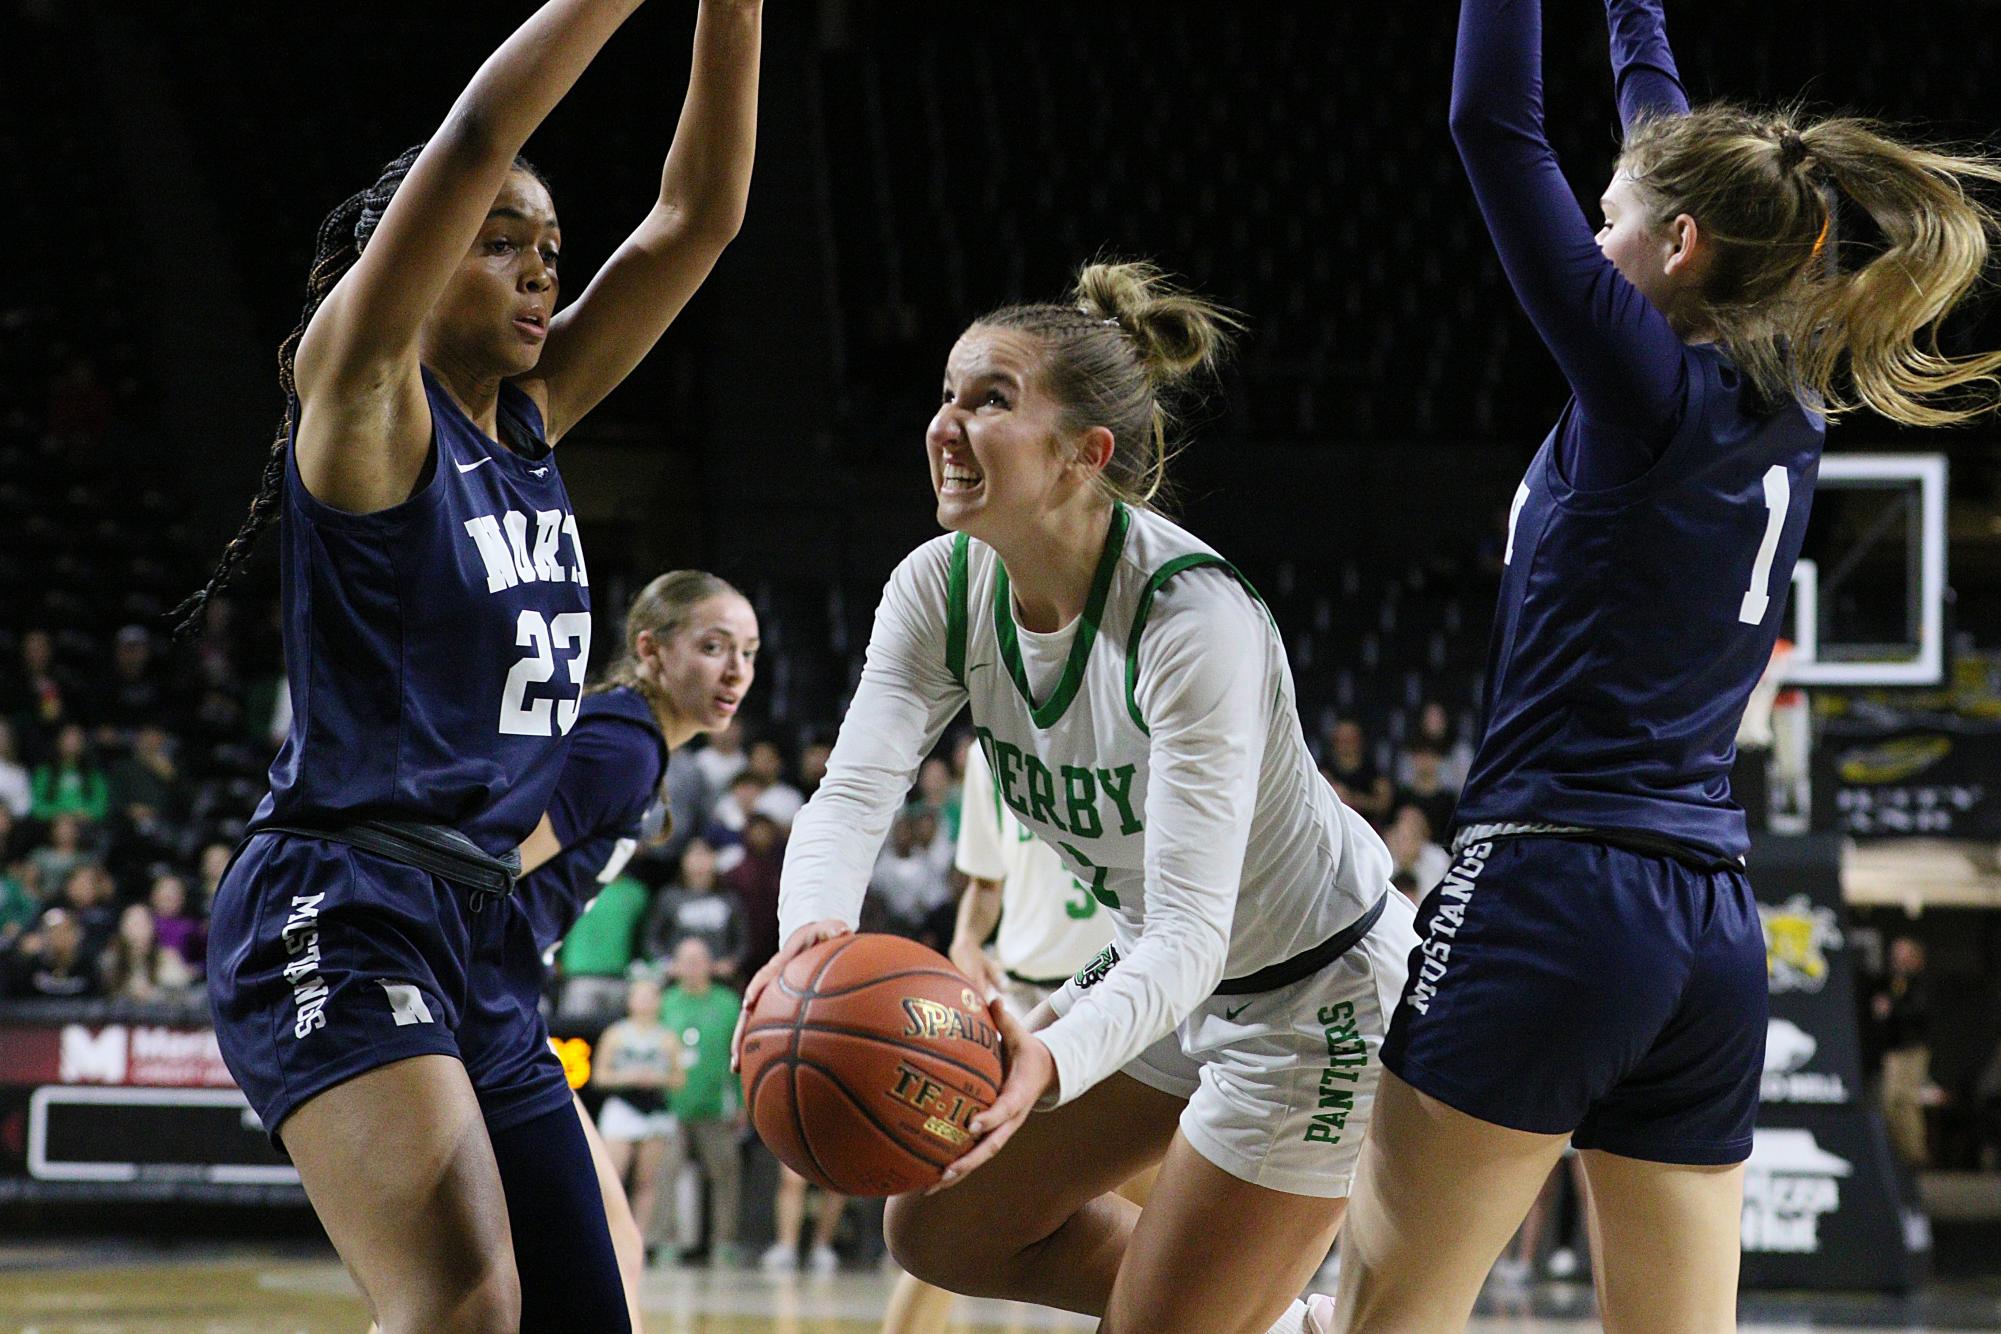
[1453,365,1821,862]
[1383,0,1823,1166]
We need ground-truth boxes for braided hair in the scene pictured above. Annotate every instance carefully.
[172,144,550,638]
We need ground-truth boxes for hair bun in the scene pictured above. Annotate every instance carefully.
[1073,260,1241,388]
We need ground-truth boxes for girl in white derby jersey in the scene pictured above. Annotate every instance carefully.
[735,261,1416,1334]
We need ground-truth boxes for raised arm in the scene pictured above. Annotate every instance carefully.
[293,0,647,503]
[525,0,763,441]
[1448,0,1689,468]
[1607,0,1689,130]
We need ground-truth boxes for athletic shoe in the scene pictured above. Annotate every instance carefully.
[759,1243,797,1274]
[808,1244,839,1275]
[1302,1293,1337,1334]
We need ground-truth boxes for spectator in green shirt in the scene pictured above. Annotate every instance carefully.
[0,861,39,952]
[557,874,650,1022]
[655,937,745,1266]
[30,724,108,823]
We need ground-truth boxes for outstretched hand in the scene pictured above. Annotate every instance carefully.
[949,935,1008,1003]
[925,998,1056,1194]
[729,917,851,1072]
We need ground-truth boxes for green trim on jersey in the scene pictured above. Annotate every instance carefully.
[946,533,971,683]
[1123,554,1271,735]
[992,503,1131,729]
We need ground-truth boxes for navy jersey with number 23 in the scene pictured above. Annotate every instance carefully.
[252,369,591,852]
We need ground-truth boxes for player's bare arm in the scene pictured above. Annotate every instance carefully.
[293,0,650,513]
[522,0,763,443]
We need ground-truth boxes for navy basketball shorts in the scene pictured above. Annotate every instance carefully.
[209,832,480,1149]
[1381,835,1765,1165]
[457,897,575,1134]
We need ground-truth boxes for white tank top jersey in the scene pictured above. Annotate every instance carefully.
[780,503,1394,1107]
[956,740,1114,982]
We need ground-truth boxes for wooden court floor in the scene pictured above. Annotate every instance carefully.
[2,1245,1999,1333]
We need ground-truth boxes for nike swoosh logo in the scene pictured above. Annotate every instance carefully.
[456,457,492,474]
[1224,1002,1251,1022]
[967,662,989,676]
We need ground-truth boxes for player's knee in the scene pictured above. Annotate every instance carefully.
[884,1194,966,1288]
[380,1260,520,1334]
[464,1269,523,1333]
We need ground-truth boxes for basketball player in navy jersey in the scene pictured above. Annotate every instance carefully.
[187,5,761,1330]
[1324,2,2001,1331]
[492,571,758,1324]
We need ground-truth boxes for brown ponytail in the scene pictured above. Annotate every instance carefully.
[1620,104,2001,424]
[977,260,1242,509]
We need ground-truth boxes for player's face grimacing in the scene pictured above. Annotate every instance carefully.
[640,593,760,742]
[421,169,561,380]
[928,326,1096,542]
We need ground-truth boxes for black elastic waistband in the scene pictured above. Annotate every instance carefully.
[258,818,521,908]
[1213,891,1388,997]
[1484,828,1743,875]
[1004,968,1072,989]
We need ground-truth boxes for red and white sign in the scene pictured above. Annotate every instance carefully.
[0,1023,235,1089]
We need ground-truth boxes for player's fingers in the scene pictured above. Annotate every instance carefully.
[970,1018,1037,1137]
[730,958,782,1070]
[732,922,851,1070]
[927,1104,1026,1193]
[969,1077,1032,1138]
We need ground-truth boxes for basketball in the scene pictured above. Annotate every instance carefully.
[740,934,1005,1196]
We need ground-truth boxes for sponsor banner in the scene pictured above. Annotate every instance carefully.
[0,1085,298,1194]
[1818,656,2001,838]
[0,1016,293,1202]
[0,1022,235,1090]
[1749,835,1865,1108]
[1745,835,1927,1291]
[1741,1108,1927,1291]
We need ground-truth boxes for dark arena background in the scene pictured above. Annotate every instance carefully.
[5,1,2001,1330]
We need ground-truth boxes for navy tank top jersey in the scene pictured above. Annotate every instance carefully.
[252,368,591,853]
[1454,346,1825,862]
[524,685,668,954]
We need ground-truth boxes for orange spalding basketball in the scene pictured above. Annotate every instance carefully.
[739,933,1004,1196]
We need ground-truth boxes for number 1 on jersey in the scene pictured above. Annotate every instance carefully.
[1738,465,1791,625]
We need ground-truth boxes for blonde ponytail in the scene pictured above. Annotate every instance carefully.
[1620,104,2001,424]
